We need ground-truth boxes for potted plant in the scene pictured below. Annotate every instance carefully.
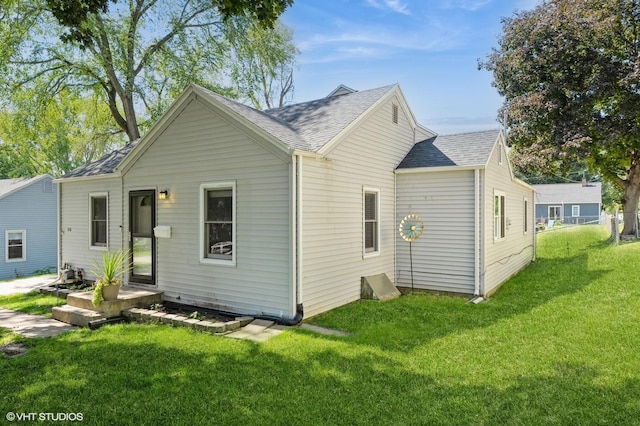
[91,249,132,307]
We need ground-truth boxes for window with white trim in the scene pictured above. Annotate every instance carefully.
[572,205,580,217]
[494,191,506,240]
[6,230,26,262]
[200,182,235,265]
[524,198,529,233]
[363,188,380,256]
[90,193,108,248]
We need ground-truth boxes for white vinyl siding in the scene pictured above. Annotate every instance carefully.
[122,99,291,317]
[5,230,26,262]
[300,93,416,317]
[483,137,535,295]
[396,171,476,294]
[59,178,123,282]
[90,192,108,249]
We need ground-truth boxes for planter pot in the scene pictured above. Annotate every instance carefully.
[102,285,120,301]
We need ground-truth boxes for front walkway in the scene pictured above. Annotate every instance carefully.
[0,308,76,338]
[0,274,58,296]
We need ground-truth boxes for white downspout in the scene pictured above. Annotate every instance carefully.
[473,169,480,295]
[57,182,62,273]
[296,154,303,307]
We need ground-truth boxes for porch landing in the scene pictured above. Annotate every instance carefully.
[52,288,163,327]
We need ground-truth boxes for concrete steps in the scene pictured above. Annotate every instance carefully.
[52,287,163,327]
[52,305,105,328]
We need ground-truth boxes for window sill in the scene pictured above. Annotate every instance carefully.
[90,246,108,251]
[200,258,236,267]
[5,258,26,263]
[363,251,380,259]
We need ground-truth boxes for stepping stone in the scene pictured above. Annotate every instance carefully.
[299,323,350,337]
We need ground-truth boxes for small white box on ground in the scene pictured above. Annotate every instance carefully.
[153,225,171,238]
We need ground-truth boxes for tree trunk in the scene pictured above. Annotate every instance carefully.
[621,164,640,236]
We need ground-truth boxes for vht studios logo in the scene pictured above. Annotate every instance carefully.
[6,412,84,422]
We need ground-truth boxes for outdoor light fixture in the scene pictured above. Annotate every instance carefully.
[158,190,168,200]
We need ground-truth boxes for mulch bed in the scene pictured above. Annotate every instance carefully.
[147,302,235,323]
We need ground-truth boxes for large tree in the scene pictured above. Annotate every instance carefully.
[0,0,294,144]
[482,0,640,235]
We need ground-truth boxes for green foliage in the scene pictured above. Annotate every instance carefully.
[227,18,298,109]
[482,0,640,233]
[0,0,296,145]
[90,249,132,307]
[0,87,119,178]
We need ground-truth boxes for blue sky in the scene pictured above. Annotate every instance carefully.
[280,0,541,135]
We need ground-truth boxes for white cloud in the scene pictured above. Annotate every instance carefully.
[366,0,411,15]
[440,0,493,11]
[298,24,462,62]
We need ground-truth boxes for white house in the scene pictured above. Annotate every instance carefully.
[56,84,535,321]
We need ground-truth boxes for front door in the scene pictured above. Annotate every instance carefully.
[129,190,155,285]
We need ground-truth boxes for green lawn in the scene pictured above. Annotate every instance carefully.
[1,226,639,425]
[0,291,64,317]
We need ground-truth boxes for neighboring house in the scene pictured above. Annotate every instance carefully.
[0,175,57,280]
[57,84,534,320]
[396,130,536,296]
[532,182,602,225]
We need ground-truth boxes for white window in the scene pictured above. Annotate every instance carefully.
[90,193,108,249]
[572,205,580,217]
[5,230,26,262]
[494,191,506,240]
[524,198,529,234]
[549,206,561,221]
[363,188,380,256]
[200,182,236,266]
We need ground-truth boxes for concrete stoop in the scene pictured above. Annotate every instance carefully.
[52,288,163,327]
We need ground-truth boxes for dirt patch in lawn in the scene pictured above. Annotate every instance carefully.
[0,342,29,359]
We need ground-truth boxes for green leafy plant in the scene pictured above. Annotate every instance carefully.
[188,311,203,320]
[91,249,132,307]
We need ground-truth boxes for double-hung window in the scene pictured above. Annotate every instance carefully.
[494,191,506,240]
[90,193,108,248]
[201,182,235,265]
[6,230,26,262]
[363,188,380,256]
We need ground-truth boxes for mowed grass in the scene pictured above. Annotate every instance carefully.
[0,291,64,318]
[1,226,639,425]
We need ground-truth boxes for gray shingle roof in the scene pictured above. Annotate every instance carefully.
[532,182,602,204]
[266,85,396,152]
[62,141,138,179]
[0,175,49,199]
[195,86,311,151]
[61,84,398,179]
[397,129,501,169]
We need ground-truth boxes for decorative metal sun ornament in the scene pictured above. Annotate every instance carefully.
[399,214,424,292]
[399,214,424,242]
